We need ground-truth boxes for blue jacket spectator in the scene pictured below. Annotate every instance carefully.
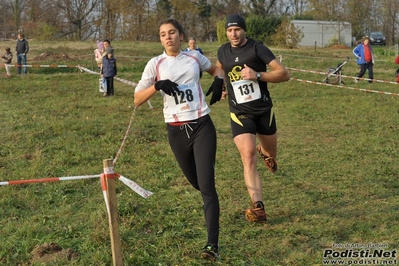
[353,37,374,83]
[185,37,203,54]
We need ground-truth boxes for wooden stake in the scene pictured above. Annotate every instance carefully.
[103,159,123,266]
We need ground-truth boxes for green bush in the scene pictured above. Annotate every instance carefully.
[272,19,304,48]
[246,15,282,44]
[217,15,282,45]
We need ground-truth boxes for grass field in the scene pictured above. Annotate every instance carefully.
[1,40,399,265]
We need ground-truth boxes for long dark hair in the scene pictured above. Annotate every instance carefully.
[159,18,186,41]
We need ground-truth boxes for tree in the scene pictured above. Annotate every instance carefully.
[307,0,354,45]
[102,0,120,41]
[272,19,304,48]
[289,0,309,16]
[346,0,373,40]
[52,0,100,40]
[13,0,20,31]
[5,0,399,43]
[378,0,399,45]
[0,0,16,38]
[118,0,153,41]
[246,15,282,44]
[197,0,212,40]
[156,0,172,21]
[247,0,277,16]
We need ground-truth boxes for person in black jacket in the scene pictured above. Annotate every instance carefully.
[15,33,29,74]
[100,48,117,96]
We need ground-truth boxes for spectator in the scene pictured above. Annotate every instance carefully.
[395,55,399,83]
[185,37,203,54]
[94,40,104,70]
[185,37,204,78]
[100,47,117,96]
[15,33,29,74]
[98,39,113,92]
[184,37,227,98]
[1,47,13,77]
[101,39,112,60]
[353,36,374,83]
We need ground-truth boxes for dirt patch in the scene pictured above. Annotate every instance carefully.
[29,242,78,264]
[32,52,71,61]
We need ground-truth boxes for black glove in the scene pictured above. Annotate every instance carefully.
[154,79,180,96]
[206,76,224,105]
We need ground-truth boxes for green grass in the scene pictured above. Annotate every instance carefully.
[1,41,399,265]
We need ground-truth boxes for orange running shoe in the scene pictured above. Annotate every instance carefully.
[256,145,277,173]
[245,201,267,223]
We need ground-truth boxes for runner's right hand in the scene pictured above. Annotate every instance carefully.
[155,79,180,96]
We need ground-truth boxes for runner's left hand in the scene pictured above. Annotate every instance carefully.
[206,76,224,105]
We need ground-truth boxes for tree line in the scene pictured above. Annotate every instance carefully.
[0,0,398,46]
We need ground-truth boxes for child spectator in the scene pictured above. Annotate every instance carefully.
[100,48,117,96]
[94,41,104,70]
[1,47,13,77]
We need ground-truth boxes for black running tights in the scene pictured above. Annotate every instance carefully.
[167,115,220,245]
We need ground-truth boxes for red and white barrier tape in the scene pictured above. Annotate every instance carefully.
[0,174,100,185]
[288,67,399,85]
[100,173,111,214]
[77,65,154,108]
[0,63,77,68]
[77,65,99,75]
[0,173,153,199]
[114,77,137,87]
[290,77,399,97]
[117,174,153,198]
[78,66,138,87]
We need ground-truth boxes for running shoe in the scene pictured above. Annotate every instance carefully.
[245,201,267,223]
[201,244,219,262]
[256,145,277,173]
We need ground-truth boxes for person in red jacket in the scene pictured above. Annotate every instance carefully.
[353,36,374,83]
[394,55,399,83]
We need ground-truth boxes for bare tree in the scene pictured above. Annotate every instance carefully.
[307,0,358,45]
[54,0,100,40]
[291,0,309,16]
[378,0,399,45]
[0,0,16,38]
[5,0,399,43]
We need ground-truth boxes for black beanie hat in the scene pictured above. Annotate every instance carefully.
[225,14,246,32]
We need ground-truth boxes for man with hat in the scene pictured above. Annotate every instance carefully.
[215,13,290,223]
[353,36,374,83]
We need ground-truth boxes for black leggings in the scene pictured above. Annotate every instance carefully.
[167,115,220,245]
[105,77,114,95]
